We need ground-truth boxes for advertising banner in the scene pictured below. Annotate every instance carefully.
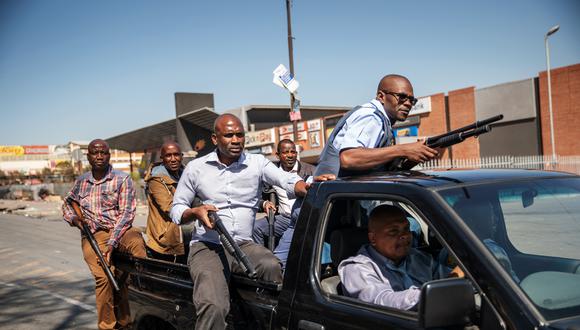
[394,126,418,137]
[408,96,431,116]
[245,128,276,148]
[0,146,25,156]
[24,145,50,155]
[307,119,322,131]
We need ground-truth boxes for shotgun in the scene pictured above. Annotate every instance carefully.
[70,200,120,291]
[208,211,258,279]
[267,192,276,251]
[388,114,504,171]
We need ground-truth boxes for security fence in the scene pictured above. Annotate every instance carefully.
[420,155,580,175]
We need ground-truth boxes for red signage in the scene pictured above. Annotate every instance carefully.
[24,145,49,155]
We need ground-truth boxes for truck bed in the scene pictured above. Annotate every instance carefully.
[115,253,282,330]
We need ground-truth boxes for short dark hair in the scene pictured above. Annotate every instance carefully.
[368,204,406,232]
[277,139,295,153]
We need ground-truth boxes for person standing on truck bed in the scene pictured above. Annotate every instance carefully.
[275,75,441,268]
[315,74,439,178]
[144,141,186,263]
[62,139,147,330]
[170,114,330,330]
[253,139,315,248]
[338,204,462,310]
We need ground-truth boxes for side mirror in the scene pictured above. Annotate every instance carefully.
[522,189,538,208]
[418,278,475,328]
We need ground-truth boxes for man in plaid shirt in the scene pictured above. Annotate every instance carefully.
[62,139,146,330]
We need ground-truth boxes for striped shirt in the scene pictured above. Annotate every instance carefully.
[62,166,136,248]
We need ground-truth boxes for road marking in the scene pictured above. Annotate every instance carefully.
[0,280,96,313]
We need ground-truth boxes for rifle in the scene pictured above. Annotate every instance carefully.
[208,211,258,279]
[389,114,504,171]
[70,200,120,291]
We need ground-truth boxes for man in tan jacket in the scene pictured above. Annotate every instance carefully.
[144,141,186,263]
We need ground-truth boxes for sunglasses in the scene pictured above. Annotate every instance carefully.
[381,90,418,106]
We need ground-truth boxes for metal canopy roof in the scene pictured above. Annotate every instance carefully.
[106,107,218,152]
[105,104,349,152]
[178,107,216,131]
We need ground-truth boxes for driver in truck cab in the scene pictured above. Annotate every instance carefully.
[338,204,463,310]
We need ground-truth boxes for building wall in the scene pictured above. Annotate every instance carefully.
[538,63,580,156]
[447,87,480,159]
[479,120,540,157]
[475,79,537,121]
[475,78,540,157]
[418,93,449,159]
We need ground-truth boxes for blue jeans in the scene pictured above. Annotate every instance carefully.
[274,198,331,271]
[252,214,292,246]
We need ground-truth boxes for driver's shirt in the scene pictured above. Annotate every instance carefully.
[338,244,439,310]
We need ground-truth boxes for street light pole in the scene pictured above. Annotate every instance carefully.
[545,24,560,162]
[285,0,299,143]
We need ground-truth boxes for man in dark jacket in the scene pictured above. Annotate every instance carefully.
[144,141,186,263]
[253,139,314,247]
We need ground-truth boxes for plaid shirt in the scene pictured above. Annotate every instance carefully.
[62,166,136,248]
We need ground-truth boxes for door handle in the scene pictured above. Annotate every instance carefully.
[298,320,325,330]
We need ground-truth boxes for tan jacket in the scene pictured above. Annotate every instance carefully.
[144,162,184,256]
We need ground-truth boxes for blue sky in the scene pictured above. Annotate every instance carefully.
[1,0,579,145]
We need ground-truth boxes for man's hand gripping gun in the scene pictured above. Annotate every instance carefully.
[208,211,258,279]
[389,114,504,171]
[70,200,120,291]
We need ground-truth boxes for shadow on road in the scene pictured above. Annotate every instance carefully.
[0,275,96,330]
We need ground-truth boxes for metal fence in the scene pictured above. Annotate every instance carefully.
[420,155,580,175]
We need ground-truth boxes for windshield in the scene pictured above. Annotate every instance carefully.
[438,177,580,321]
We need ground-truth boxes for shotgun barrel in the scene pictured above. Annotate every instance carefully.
[388,114,504,171]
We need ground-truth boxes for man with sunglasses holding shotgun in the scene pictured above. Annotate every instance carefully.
[274,75,441,269]
[315,74,439,178]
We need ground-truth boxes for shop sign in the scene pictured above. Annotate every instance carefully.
[307,119,321,131]
[279,124,293,135]
[245,128,276,148]
[309,131,322,148]
[408,96,431,116]
[394,126,418,137]
[24,145,49,154]
[0,145,24,156]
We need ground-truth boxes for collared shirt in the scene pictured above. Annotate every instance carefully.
[272,161,299,217]
[170,150,302,245]
[62,166,136,248]
[332,99,392,151]
[338,244,438,310]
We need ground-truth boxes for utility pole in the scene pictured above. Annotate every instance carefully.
[285,0,299,143]
[544,24,560,163]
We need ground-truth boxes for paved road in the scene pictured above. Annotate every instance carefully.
[0,213,97,329]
